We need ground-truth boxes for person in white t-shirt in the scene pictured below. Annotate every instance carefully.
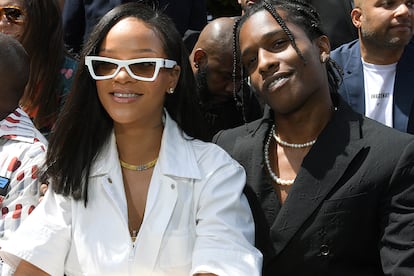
[331,0,414,133]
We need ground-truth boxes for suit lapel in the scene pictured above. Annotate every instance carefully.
[232,112,283,223]
[342,41,365,114]
[270,100,366,255]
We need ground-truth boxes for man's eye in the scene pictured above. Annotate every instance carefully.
[272,39,288,50]
[244,56,257,72]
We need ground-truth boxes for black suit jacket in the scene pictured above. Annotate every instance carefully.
[213,96,414,275]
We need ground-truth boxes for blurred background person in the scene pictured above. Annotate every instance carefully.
[63,0,208,55]
[0,33,48,276]
[0,0,78,139]
[190,17,262,139]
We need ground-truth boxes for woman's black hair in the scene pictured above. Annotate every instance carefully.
[42,2,207,205]
[233,0,343,95]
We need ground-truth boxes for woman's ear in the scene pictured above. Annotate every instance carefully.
[168,65,181,92]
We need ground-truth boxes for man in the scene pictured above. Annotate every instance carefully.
[213,1,414,274]
[331,0,414,133]
[189,17,262,139]
[0,33,48,275]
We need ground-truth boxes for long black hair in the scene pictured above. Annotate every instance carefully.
[19,0,68,131]
[233,0,342,96]
[42,2,207,205]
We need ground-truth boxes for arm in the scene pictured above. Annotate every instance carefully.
[0,139,47,241]
[0,189,72,276]
[14,260,49,276]
[191,147,262,276]
[380,140,414,275]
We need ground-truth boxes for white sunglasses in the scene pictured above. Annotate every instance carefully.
[85,56,177,81]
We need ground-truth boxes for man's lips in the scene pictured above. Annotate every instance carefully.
[263,72,292,93]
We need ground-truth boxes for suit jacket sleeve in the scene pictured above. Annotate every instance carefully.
[380,139,414,274]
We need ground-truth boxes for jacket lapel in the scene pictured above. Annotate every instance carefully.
[342,41,365,115]
[232,109,283,211]
[393,42,414,132]
[270,100,366,255]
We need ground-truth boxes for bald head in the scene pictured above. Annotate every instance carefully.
[195,17,235,51]
[190,17,236,70]
[190,17,240,104]
[0,33,29,117]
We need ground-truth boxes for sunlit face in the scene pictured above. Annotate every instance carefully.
[0,0,25,40]
[353,0,414,48]
[239,10,330,114]
[95,17,180,128]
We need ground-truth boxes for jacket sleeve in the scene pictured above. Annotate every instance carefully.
[380,139,414,275]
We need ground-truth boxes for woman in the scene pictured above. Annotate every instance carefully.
[0,0,77,138]
[0,3,261,275]
[213,0,414,275]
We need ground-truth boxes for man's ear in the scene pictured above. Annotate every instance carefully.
[351,8,362,29]
[193,48,208,68]
[316,35,330,63]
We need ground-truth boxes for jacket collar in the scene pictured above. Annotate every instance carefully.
[91,110,201,180]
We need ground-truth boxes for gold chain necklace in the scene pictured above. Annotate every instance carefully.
[120,157,158,171]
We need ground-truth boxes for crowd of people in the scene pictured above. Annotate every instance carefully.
[0,0,413,275]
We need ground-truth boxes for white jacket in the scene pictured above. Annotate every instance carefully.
[0,111,262,276]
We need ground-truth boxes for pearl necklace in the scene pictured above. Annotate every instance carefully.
[120,157,158,171]
[272,129,316,148]
[264,125,295,185]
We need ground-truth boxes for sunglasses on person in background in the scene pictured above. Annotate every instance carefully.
[85,56,177,81]
[0,6,25,24]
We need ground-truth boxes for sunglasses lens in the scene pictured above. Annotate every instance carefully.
[129,62,156,78]
[2,7,24,23]
[91,60,118,77]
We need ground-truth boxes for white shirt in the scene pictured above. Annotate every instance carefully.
[0,111,262,276]
[362,59,397,128]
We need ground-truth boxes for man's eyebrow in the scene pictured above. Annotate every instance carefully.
[241,28,285,57]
